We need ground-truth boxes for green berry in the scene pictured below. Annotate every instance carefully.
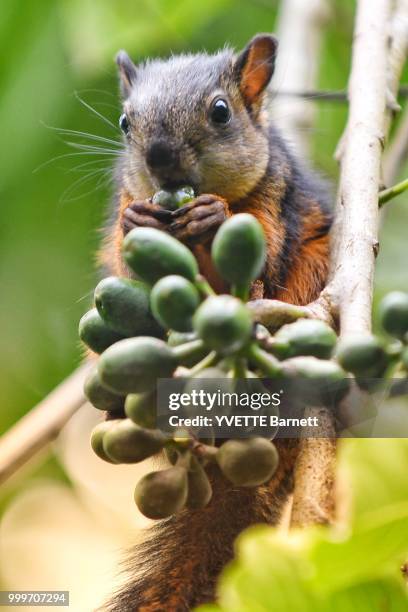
[79,308,123,354]
[151,275,200,332]
[134,467,188,519]
[95,276,163,338]
[103,418,166,463]
[274,319,337,360]
[123,227,199,285]
[125,391,157,429]
[152,186,195,210]
[98,336,177,394]
[90,420,120,463]
[336,335,388,377]
[217,438,279,487]
[193,295,253,355]
[212,214,266,294]
[84,367,125,412]
[378,291,408,338]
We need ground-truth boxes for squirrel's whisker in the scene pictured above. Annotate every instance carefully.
[59,167,112,204]
[73,91,119,132]
[64,141,123,155]
[33,151,121,174]
[75,289,94,304]
[43,125,123,148]
[67,159,113,174]
[74,87,117,98]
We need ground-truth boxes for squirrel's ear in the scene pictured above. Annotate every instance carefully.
[116,50,137,97]
[234,35,278,107]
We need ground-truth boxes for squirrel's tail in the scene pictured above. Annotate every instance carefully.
[103,439,298,612]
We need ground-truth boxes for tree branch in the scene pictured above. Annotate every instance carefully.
[247,296,334,332]
[328,0,390,336]
[271,0,330,156]
[0,363,91,484]
[290,407,337,526]
[290,0,406,528]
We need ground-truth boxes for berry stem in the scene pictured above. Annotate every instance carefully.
[232,283,249,302]
[187,351,219,377]
[172,339,207,365]
[246,342,283,377]
[194,275,216,298]
[175,449,193,470]
[192,442,218,462]
[233,357,247,379]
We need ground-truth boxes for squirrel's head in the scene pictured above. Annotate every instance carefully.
[117,35,277,202]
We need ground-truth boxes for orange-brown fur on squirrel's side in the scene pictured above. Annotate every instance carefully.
[101,34,331,611]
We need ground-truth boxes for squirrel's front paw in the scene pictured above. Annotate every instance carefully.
[169,194,230,244]
[122,200,172,235]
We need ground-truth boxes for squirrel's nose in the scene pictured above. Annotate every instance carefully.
[146,141,178,170]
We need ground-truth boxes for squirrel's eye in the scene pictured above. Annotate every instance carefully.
[210,98,231,125]
[119,113,130,135]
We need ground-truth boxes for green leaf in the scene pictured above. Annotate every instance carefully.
[325,579,408,612]
[309,511,408,594]
[215,528,317,612]
[338,439,408,529]
[195,439,408,611]
[196,525,408,611]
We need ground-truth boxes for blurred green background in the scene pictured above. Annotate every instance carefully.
[0,0,407,488]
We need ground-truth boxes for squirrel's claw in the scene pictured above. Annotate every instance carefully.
[121,200,171,235]
[128,201,173,221]
[169,194,229,244]
[121,194,229,241]
[171,194,220,217]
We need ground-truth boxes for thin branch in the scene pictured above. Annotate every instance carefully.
[270,84,408,103]
[0,362,92,484]
[247,298,333,332]
[270,0,330,156]
[379,176,408,206]
[380,103,408,223]
[383,0,408,139]
[249,291,337,330]
[383,105,408,185]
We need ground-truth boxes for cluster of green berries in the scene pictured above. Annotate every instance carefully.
[78,188,408,520]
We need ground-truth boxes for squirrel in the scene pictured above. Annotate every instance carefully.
[100,34,332,611]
